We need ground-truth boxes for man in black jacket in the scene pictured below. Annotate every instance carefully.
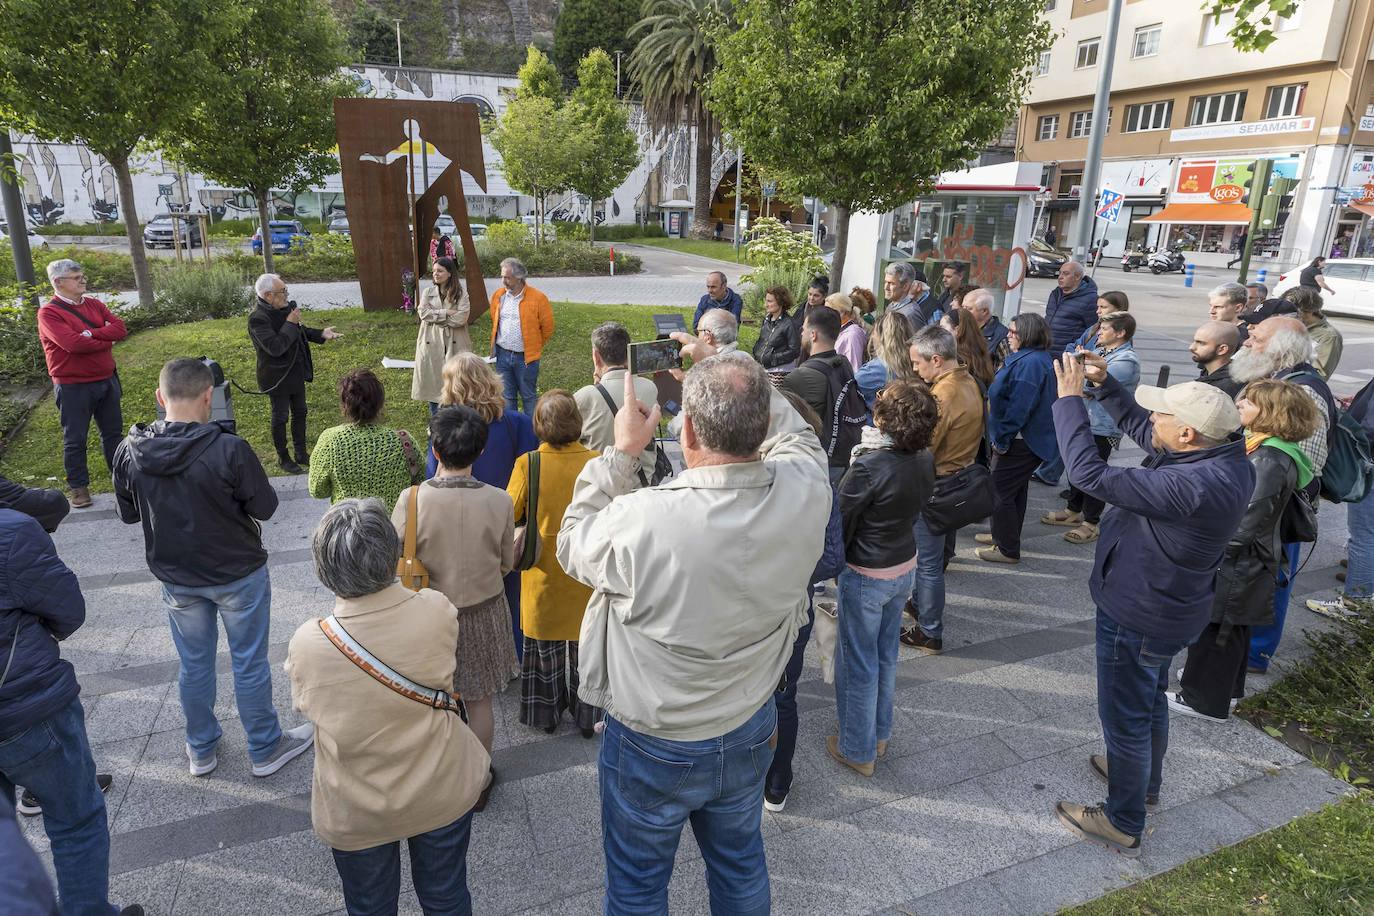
[247,274,341,474]
[112,359,313,780]
[0,474,69,533]
[1189,321,1243,398]
[781,307,865,483]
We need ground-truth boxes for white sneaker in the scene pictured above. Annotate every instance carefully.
[251,723,315,777]
[186,743,218,777]
[1166,692,1227,722]
[1306,597,1360,621]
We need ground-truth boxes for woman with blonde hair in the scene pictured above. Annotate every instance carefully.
[854,310,916,410]
[506,391,602,737]
[427,352,538,659]
[826,292,868,372]
[1172,379,1319,721]
[412,256,472,413]
[940,307,996,389]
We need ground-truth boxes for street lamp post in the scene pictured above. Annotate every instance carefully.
[393,19,404,68]
[1070,0,1124,263]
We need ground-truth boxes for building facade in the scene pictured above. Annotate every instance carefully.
[1017,0,1374,266]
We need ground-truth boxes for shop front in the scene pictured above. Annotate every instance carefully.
[1327,150,1374,259]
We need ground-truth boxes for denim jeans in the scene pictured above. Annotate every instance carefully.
[1247,541,1302,671]
[600,702,777,916]
[0,698,117,916]
[161,565,283,763]
[54,375,123,488]
[835,565,915,763]
[493,345,539,416]
[1347,489,1374,601]
[331,810,474,916]
[1095,608,1190,838]
[909,516,946,639]
[766,604,814,800]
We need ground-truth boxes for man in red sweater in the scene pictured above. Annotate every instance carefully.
[37,259,128,508]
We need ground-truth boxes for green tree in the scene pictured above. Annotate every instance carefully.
[708,0,1052,282]
[629,0,732,240]
[489,48,576,244]
[553,0,640,85]
[566,50,641,245]
[164,0,356,273]
[1204,0,1300,51]
[515,44,565,103]
[0,0,217,307]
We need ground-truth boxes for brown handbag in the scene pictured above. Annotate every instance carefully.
[396,485,430,590]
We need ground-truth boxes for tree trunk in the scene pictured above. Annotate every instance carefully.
[688,120,716,240]
[831,202,851,288]
[255,190,275,274]
[111,153,154,307]
[589,200,597,247]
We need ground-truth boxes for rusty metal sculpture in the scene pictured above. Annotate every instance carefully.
[334,98,489,317]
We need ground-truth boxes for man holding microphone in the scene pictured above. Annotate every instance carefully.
[247,274,341,474]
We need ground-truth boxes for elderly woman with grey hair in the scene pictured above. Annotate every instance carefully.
[287,497,491,915]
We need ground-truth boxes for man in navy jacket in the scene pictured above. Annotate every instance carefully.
[1049,358,1253,858]
[692,271,744,331]
[0,510,142,915]
[1045,261,1099,352]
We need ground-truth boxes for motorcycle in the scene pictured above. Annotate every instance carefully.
[1147,246,1187,274]
[1120,246,1150,272]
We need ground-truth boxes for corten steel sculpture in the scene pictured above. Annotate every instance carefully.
[334,98,489,316]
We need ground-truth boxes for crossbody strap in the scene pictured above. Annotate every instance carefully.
[598,382,652,485]
[318,615,466,719]
[47,299,103,330]
[527,450,540,527]
[400,485,421,573]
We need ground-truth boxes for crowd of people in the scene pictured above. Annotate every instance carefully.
[2,251,1371,915]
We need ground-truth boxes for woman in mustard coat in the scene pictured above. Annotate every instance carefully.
[506,390,601,737]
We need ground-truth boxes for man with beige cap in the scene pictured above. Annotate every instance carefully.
[1048,357,1254,858]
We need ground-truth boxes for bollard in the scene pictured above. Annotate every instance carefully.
[1256,268,1267,286]
[610,245,616,277]
[1156,365,1170,387]
[1184,264,1195,288]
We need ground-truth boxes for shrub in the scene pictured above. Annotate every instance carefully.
[739,264,815,325]
[468,240,638,276]
[0,243,137,292]
[0,284,46,385]
[743,216,825,275]
[596,223,668,241]
[485,220,533,248]
[122,261,255,333]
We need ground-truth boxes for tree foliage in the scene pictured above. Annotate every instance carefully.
[341,0,450,66]
[553,0,640,84]
[489,48,577,244]
[566,50,640,243]
[0,0,217,306]
[164,0,356,272]
[515,45,565,103]
[707,0,1052,281]
[1204,0,1300,52]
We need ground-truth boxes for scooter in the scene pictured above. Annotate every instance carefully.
[1120,246,1150,272]
[1147,246,1187,274]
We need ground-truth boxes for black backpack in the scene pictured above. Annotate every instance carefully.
[803,356,869,465]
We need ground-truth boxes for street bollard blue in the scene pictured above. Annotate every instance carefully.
[1257,268,1268,285]
[1184,264,1195,288]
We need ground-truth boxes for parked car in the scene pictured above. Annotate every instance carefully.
[143,213,202,249]
[252,220,311,255]
[434,214,457,236]
[0,223,48,250]
[521,215,555,240]
[470,223,488,239]
[1273,257,1374,319]
[1026,238,1067,278]
[327,215,350,237]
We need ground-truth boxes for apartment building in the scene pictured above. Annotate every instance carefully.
[1016,0,1374,267]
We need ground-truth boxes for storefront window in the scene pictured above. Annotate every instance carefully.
[883,194,1024,313]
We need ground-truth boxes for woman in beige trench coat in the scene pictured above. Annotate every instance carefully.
[412,256,472,411]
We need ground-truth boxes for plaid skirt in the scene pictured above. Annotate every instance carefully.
[518,638,602,732]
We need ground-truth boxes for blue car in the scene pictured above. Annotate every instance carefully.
[252,220,310,255]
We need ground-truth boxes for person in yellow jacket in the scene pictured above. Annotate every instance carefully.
[489,257,554,416]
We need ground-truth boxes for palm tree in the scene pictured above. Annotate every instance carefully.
[629,0,731,240]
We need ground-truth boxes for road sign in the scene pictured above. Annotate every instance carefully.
[1095,189,1124,223]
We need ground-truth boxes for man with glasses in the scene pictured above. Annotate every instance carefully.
[36,259,128,509]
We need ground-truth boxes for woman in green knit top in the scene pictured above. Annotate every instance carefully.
[308,369,417,511]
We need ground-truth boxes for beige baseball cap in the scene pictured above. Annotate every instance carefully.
[1134,382,1241,441]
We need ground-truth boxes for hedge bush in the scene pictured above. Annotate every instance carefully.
[549,221,667,242]
[0,284,46,385]
[0,243,137,292]
[121,261,256,333]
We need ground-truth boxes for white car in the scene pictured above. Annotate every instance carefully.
[0,223,49,250]
[1272,257,1374,319]
[435,214,457,236]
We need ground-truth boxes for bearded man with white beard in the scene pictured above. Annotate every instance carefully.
[1229,316,1338,674]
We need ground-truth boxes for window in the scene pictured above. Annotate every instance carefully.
[1124,100,1172,132]
[1325,263,1367,281]
[1132,24,1162,58]
[1188,90,1247,125]
[1044,0,1056,9]
[1037,114,1059,141]
[1036,51,1051,77]
[1263,83,1306,119]
[1057,170,1083,198]
[1069,111,1093,138]
[1076,38,1100,69]
[1202,9,1236,45]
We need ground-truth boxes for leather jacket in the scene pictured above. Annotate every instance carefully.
[753,310,801,369]
[838,448,934,568]
[1210,446,1297,628]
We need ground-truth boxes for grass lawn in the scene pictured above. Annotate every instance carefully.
[0,301,751,492]
[623,236,748,264]
[1065,794,1374,915]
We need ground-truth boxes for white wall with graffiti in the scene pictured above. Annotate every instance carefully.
[5,64,696,230]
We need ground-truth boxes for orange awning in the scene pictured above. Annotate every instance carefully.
[1139,203,1252,225]
[1351,202,1374,218]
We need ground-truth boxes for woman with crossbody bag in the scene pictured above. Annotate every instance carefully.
[286,498,490,914]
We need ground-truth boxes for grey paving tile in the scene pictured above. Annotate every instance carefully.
[517,888,604,916]
[982,836,1148,914]
[466,777,537,872]
[871,731,1026,799]
[111,729,210,836]
[889,677,1040,756]
[754,820,911,914]
[109,859,185,916]
[1133,793,1259,873]
[1218,764,1353,831]
[891,877,1018,916]
[171,829,341,916]
[993,701,1101,762]
[972,744,1108,860]
[469,837,605,915]
[83,682,173,745]
[518,762,601,854]
[952,644,1099,720]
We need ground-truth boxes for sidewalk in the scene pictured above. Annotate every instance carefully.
[18,330,1354,915]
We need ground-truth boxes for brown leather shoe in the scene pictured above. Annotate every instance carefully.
[69,487,92,509]
[826,735,874,776]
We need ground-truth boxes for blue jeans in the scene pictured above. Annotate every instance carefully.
[1347,490,1374,601]
[600,702,776,916]
[1095,609,1190,838]
[1035,452,1064,485]
[494,345,539,416]
[766,605,814,799]
[835,565,915,763]
[331,810,474,916]
[1248,541,1302,670]
[161,565,282,763]
[909,516,946,639]
[0,698,117,915]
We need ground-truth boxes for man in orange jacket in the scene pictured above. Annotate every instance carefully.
[489,257,554,415]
